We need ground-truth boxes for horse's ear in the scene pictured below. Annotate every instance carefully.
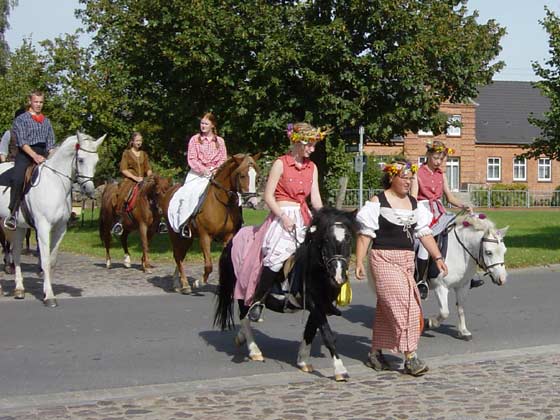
[93,134,107,149]
[252,152,262,161]
[496,226,509,239]
[233,154,244,165]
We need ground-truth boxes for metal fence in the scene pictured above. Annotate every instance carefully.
[330,189,560,208]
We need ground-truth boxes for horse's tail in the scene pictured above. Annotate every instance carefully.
[213,240,236,331]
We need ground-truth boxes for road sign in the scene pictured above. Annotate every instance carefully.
[345,144,359,153]
[354,154,367,172]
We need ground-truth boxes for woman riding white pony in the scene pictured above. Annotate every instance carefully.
[0,132,106,307]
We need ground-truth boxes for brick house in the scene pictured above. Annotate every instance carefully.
[363,81,557,192]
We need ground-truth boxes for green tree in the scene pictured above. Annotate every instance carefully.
[524,7,560,160]
[74,0,504,182]
[0,0,17,74]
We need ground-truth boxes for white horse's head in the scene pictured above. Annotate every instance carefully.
[74,132,106,197]
[455,213,508,286]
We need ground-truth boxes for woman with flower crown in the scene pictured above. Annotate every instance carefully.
[410,140,479,298]
[240,122,328,322]
[355,160,447,377]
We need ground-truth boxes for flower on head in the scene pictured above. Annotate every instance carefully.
[478,213,487,220]
[382,161,418,177]
[462,220,471,227]
[287,123,332,144]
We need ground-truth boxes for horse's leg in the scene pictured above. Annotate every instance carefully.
[171,235,191,294]
[120,231,131,268]
[312,307,348,381]
[48,222,67,270]
[100,212,113,269]
[145,222,158,269]
[236,301,263,361]
[427,284,450,330]
[138,222,151,273]
[34,223,57,307]
[11,229,25,299]
[297,312,319,373]
[198,231,213,287]
[455,285,473,341]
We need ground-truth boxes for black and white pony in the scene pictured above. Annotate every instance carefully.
[214,207,358,381]
[424,213,508,340]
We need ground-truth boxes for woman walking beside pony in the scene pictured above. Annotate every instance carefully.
[355,160,447,376]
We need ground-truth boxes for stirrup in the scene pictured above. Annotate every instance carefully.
[247,302,264,322]
[470,277,485,289]
[111,222,123,236]
[180,223,191,239]
[417,280,429,300]
[3,215,17,231]
[158,221,168,234]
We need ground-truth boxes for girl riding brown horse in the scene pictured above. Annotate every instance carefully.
[162,153,260,293]
[100,174,171,273]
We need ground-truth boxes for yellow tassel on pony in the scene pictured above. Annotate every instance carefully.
[336,281,352,306]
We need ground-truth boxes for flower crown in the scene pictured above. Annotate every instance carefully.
[382,161,418,176]
[425,140,454,155]
[286,123,332,144]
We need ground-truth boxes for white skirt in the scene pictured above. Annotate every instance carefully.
[417,199,455,259]
[167,171,210,232]
[262,206,308,272]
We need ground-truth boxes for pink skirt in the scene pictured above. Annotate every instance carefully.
[369,249,422,354]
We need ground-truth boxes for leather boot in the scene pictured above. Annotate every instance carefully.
[247,267,279,322]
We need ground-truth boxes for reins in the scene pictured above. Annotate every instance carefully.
[39,143,97,189]
[452,224,505,282]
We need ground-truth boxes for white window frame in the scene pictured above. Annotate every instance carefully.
[446,157,460,191]
[538,157,552,181]
[487,157,501,181]
[513,157,527,181]
[418,129,433,136]
[446,114,462,137]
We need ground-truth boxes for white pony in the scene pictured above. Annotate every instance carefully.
[425,213,508,340]
[0,132,106,307]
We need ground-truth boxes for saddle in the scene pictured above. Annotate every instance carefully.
[416,217,455,280]
[124,183,142,214]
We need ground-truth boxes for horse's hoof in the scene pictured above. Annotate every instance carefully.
[249,353,264,362]
[299,363,314,373]
[175,287,191,295]
[2,288,9,297]
[106,261,112,269]
[44,298,58,308]
[144,268,153,274]
[334,372,350,382]
[193,280,200,289]
[457,333,473,341]
[4,264,14,275]
[123,262,131,269]
[14,289,25,299]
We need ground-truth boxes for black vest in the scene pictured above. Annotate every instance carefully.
[372,192,417,251]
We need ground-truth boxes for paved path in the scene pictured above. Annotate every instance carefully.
[1,253,559,419]
[1,345,559,419]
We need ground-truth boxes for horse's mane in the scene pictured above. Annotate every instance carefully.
[48,133,97,158]
[455,213,496,234]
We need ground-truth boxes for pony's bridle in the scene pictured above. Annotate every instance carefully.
[452,226,505,283]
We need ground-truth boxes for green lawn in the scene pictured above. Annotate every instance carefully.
[60,208,559,269]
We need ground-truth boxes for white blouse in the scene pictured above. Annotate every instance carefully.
[356,201,433,239]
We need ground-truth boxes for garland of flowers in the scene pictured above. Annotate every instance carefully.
[425,139,454,155]
[286,123,332,143]
[382,161,418,176]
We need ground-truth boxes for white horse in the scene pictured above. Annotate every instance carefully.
[0,132,106,307]
[425,213,508,340]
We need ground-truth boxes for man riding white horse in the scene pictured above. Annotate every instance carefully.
[4,90,55,231]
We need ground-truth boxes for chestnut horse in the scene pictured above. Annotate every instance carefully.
[99,174,171,272]
[162,153,260,293]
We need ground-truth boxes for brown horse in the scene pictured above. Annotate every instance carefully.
[100,174,171,272]
[161,153,260,293]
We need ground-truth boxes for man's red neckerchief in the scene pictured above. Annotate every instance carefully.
[31,114,45,124]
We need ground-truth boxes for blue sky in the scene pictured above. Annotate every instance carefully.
[5,0,560,81]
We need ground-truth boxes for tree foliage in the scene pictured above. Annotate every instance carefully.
[524,7,560,161]
[1,0,504,183]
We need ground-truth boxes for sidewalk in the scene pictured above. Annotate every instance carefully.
[2,345,559,420]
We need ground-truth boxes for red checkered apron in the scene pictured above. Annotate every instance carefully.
[369,249,423,353]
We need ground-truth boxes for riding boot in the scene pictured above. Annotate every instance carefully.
[247,266,279,322]
[470,277,485,289]
[415,258,429,300]
[4,185,21,231]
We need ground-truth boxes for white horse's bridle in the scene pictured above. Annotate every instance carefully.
[452,226,505,284]
[41,143,97,190]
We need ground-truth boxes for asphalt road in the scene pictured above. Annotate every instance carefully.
[0,262,558,399]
